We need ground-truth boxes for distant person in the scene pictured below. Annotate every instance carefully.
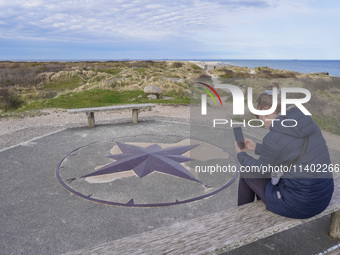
[234,83,334,219]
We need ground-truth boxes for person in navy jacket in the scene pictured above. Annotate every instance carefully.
[235,84,334,219]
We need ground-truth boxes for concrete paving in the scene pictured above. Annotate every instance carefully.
[0,117,339,255]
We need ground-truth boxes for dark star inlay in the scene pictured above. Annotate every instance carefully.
[82,141,201,183]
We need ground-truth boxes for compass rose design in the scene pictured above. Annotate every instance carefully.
[82,141,201,183]
[56,135,239,207]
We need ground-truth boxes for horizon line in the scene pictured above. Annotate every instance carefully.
[1,58,340,62]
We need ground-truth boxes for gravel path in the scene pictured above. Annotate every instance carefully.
[1,104,340,153]
[0,105,190,150]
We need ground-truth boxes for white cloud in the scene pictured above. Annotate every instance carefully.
[0,0,277,42]
[0,0,339,59]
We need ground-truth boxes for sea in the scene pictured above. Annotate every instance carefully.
[12,59,340,77]
[202,59,340,77]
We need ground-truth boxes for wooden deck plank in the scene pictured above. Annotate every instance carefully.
[64,178,340,255]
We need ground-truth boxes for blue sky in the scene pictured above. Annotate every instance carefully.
[0,0,339,60]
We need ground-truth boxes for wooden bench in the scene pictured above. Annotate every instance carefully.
[67,104,156,127]
[65,177,340,255]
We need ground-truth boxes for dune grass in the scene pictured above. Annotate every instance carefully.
[42,76,83,91]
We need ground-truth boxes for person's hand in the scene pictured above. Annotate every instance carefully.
[244,138,256,151]
[234,141,246,153]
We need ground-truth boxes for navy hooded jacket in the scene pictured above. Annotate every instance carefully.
[237,107,334,219]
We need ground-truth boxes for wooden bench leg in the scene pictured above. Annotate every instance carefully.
[132,109,139,124]
[329,210,340,240]
[86,111,95,128]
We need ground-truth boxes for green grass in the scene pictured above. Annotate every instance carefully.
[17,89,189,111]
[43,76,83,91]
[99,68,122,75]
[313,114,340,135]
[190,64,203,70]
[134,68,147,75]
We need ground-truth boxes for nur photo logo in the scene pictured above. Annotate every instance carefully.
[197,82,223,115]
[193,79,313,128]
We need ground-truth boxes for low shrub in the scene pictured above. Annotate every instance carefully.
[0,88,24,111]
[171,62,183,68]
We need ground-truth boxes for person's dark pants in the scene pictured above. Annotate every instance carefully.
[238,175,270,206]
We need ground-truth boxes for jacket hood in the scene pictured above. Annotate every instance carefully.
[270,107,315,138]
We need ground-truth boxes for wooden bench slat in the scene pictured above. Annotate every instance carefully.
[64,178,340,255]
[67,104,156,127]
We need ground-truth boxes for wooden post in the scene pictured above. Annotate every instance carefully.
[86,111,95,128]
[132,109,139,124]
[329,210,340,240]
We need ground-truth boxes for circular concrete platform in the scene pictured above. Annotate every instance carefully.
[56,134,239,207]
